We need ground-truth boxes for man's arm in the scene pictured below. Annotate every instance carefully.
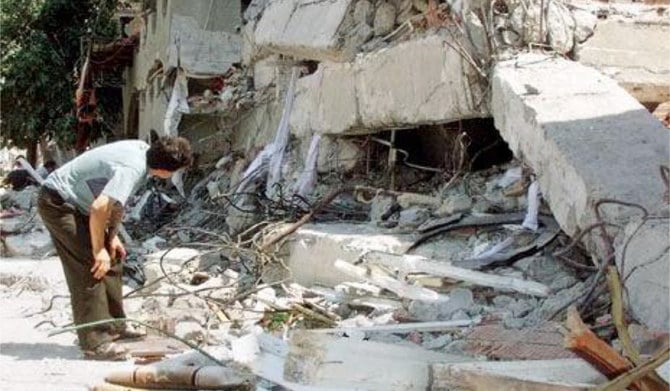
[90,194,114,279]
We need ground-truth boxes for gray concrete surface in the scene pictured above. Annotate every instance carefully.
[290,33,489,137]
[492,54,670,329]
[576,20,670,105]
[616,218,670,330]
[254,0,354,62]
[492,53,669,246]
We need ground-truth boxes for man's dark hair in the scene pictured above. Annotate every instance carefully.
[146,136,193,171]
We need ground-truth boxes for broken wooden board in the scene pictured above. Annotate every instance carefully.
[564,306,668,390]
[465,323,577,360]
[431,359,608,391]
[284,330,475,391]
[364,251,550,297]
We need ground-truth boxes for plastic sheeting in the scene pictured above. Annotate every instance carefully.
[266,68,299,198]
[235,68,298,197]
[522,180,540,231]
[293,134,321,198]
[163,69,190,137]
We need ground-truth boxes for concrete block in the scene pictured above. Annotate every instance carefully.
[492,54,669,249]
[175,320,205,342]
[290,33,488,136]
[316,136,364,173]
[254,0,354,62]
[616,218,670,330]
[167,14,241,75]
[142,248,201,292]
[409,288,474,321]
[356,34,487,129]
[253,56,278,90]
[292,63,360,137]
[284,223,414,287]
[373,1,397,37]
[2,230,53,258]
[576,21,670,105]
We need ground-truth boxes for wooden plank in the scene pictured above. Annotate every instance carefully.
[431,359,608,391]
[364,252,550,297]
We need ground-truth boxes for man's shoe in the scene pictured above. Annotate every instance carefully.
[83,341,128,361]
[112,325,146,341]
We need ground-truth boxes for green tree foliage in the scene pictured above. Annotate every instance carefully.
[0,0,119,154]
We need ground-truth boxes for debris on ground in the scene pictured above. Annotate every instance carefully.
[2,0,669,389]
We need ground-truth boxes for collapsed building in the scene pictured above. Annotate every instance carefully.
[1,0,669,389]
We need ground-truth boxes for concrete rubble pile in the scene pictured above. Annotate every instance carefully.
[2,0,669,390]
[0,186,54,258]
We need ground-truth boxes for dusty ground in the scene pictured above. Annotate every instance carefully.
[0,257,134,391]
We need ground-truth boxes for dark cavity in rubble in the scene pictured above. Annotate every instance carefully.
[372,118,513,174]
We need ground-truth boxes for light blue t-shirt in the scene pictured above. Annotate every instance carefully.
[44,140,149,214]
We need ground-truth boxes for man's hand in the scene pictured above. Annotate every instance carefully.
[91,249,112,280]
[109,235,127,263]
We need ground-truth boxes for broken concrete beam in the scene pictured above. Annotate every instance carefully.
[576,21,670,106]
[365,252,551,297]
[431,359,608,391]
[312,319,480,334]
[334,259,443,301]
[254,0,355,62]
[290,33,489,137]
[492,53,669,253]
[355,33,487,130]
[284,330,473,390]
[282,223,415,287]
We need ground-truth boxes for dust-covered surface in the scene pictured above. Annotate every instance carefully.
[0,257,135,391]
[1,0,669,389]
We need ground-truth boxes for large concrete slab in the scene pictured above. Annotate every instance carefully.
[492,54,669,245]
[254,0,354,62]
[576,20,670,105]
[290,34,489,137]
[492,54,670,329]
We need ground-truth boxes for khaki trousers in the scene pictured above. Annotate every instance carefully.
[37,187,125,349]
